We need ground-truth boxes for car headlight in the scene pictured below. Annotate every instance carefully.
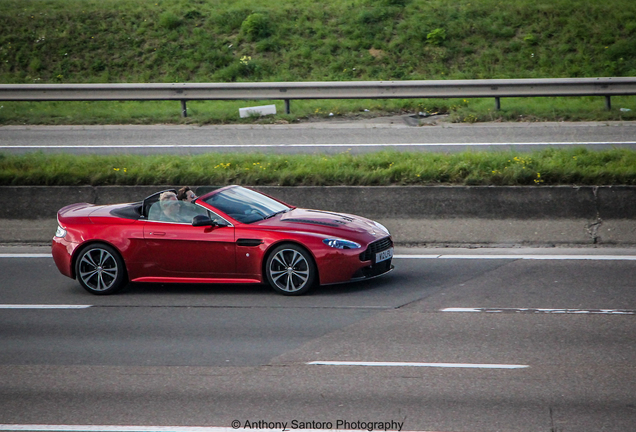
[55,225,67,238]
[323,238,361,249]
[374,221,390,234]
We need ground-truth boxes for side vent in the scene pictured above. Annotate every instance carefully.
[237,239,263,247]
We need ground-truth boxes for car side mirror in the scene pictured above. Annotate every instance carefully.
[192,215,230,228]
[192,215,214,227]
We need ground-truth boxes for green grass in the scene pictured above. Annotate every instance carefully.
[2,149,635,186]
[1,96,635,125]
[1,0,636,124]
[2,0,635,83]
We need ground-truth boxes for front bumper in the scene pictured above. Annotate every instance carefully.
[319,236,394,285]
[351,259,394,280]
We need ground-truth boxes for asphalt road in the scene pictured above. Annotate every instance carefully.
[1,120,636,154]
[1,247,635,432]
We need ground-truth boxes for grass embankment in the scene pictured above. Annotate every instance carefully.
[1,0,635,124]
[2,149,635,186]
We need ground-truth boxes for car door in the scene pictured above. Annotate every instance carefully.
[143,203,236,278]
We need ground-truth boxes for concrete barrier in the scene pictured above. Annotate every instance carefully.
[1,185,634,246]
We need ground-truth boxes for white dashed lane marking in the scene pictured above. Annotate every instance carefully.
[0,254,53,258]
[394,254,636,260]
[441,307,636,315]
[307,361,528,369]
[0,305,92,309]
[0,426,437,432]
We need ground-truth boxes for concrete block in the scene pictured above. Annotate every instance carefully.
[239,104,277,118]
[1,185,635,245]
[252,186,600,219]
[380,218,596,246]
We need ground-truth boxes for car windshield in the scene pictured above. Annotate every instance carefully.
[203,186,290,224]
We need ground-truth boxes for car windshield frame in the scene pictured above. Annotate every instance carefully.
[202,186,291,224]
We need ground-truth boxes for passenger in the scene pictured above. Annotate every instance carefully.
[177,186,197,202]
[158,191,184,222]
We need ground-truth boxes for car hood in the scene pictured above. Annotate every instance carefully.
[254,208,390,239]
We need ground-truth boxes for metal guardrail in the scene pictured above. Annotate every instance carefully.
[1,77,635,117]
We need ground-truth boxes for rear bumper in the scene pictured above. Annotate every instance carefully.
[52,237,77,279]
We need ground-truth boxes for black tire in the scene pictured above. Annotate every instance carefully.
[265,244,317,296]
[75,243,127,295]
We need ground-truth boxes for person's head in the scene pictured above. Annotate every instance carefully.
[177,186,197,202]
[159,191,179,217]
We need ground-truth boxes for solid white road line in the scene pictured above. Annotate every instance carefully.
[1,141,635,149]
[394,254,636,260]
[307,361,528,369]
[441,307,636,315]
[5,253,636,261]
[0,305,92,309]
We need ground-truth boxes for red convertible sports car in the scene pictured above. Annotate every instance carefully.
[52,185,394,296]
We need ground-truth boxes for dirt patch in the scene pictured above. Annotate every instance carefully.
[368,48,386,59]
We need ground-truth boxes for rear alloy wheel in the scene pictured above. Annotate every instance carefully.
[75,244,126,295]
[266,244,316,295]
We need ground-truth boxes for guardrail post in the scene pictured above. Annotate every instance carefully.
[181,100,187,117]
[284,99,290,115]
[605,95,611,111]
[495,97,501,111]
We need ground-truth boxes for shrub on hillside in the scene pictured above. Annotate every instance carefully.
[159,12,182,30]
[426,28,446,45]
[241,13,272,41]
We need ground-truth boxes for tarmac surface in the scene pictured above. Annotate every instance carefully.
[1,246,635,431]
[1,119,635,154]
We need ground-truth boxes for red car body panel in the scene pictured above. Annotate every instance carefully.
[52,186,393,290]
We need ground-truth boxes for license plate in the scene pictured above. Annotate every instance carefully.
[376,247,393,263]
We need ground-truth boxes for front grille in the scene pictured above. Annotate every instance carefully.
[359,237,393,262]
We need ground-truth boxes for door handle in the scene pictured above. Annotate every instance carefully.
[149,232,166,236]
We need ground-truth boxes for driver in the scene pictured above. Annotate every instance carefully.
[159,191,189,223]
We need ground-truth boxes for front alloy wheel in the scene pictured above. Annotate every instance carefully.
[266,244,316,295]
[75,244,126,295]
